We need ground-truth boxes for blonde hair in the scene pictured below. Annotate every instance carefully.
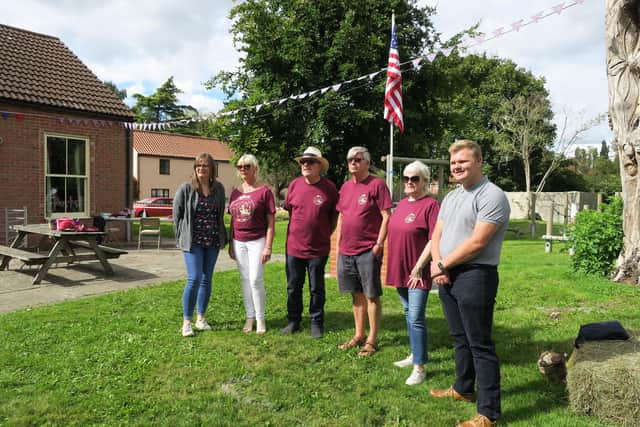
[236,153,260,180]
[449,139,482,161]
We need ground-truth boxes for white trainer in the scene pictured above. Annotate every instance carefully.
[393,354,413,368]
[182,322,195,337]
[194,318,212,331]
[405,367,426,386]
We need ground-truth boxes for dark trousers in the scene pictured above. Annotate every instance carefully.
[439,265,501,421]
[285,254,328,326]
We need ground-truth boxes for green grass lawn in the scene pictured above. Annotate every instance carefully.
[1,235,639,425]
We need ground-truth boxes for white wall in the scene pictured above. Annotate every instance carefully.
[505,192,598,221]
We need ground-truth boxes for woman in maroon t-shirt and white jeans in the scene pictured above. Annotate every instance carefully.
[228,154,276,335]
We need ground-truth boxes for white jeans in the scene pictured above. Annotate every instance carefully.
[233,237,266,321]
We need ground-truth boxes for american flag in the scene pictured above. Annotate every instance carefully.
[384,16,404,133]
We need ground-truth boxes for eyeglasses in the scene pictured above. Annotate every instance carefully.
[300,159,319,166]
[236,164,251,170]
[195,164,210,169]
[347,157,364,163]
[403,175,421,183]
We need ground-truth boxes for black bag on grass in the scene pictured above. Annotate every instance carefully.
[574,320,630,348]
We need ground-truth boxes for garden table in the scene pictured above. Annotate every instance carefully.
[0,223,126,284]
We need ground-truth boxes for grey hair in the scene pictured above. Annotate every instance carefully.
[346,146,370,163]
[403,161,430,182]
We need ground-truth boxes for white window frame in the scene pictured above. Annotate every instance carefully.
[44,133,90,219]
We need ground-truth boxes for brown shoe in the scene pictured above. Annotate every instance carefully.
[429,385,475,403]
[456,414,496,427]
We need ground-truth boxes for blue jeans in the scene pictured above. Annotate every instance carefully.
[285,254,328,326]
[182,243,220,320]
[439,265,500,421]
[397,287,429,365]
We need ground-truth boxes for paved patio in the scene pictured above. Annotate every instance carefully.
[0,240,284,314]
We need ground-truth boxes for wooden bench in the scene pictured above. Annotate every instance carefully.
[0,245,48,267]
[67,241,128,258]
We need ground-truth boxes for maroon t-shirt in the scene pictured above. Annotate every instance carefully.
[229,186,276,242]
[337,175,392,256]
[386,196,440,289]
[284,176,338,259]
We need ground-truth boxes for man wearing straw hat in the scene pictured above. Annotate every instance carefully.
[281,147,338,339]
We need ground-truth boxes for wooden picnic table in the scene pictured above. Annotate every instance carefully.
[0,223,127,284]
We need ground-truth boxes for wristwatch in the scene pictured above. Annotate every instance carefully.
[437,260,447,272]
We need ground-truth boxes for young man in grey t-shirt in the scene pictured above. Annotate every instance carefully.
[429,139,510,427]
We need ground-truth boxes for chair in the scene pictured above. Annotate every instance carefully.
[137,217,161,250]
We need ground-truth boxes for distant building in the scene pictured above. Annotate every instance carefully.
[132,130,236,201]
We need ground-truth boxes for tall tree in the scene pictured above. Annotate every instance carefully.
[205,0,438,184]
[132,76,198,124]
[600,139,609,158]
[606,0,640,284]
[491,93,556,233]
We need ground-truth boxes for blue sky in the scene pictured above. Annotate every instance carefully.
[2,0,610,152]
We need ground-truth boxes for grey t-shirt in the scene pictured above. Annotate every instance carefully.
[438,176,511,266]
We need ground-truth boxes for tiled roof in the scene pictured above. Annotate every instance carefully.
[0,24,134,119]
[132,130,234,161]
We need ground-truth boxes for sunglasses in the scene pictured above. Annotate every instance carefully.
[403,175,421,183]
[236,164,251,170]
[347,157,364,163]
[300,159,319,166]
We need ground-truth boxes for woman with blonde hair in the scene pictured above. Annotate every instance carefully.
[173,153,227,337]
[228,154,276,335]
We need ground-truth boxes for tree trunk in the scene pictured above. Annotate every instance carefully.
[606,0,640,284]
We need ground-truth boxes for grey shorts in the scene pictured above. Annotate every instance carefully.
[337,250,383,299]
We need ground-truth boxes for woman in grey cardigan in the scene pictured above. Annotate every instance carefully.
[173,153,227,337]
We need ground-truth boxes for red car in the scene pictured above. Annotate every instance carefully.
[133,197,173,217]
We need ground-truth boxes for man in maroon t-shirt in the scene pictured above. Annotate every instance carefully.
[282,147,338,339]
[336,146,392,356]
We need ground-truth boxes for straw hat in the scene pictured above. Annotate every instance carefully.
[294,146,329,173]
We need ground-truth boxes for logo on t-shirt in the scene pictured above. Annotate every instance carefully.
[313,194,324,206]
[357,193,367,206]
[230,195,255,223]
[404,213,416,224]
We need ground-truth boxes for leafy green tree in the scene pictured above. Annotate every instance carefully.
[132,77,198,126]
[600,139,609,158]
[103,80,127,101]
[205,0,438,184]
[417,53,552,190]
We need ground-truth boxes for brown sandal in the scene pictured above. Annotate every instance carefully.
[358,341,378,357]
[338,336,366,350]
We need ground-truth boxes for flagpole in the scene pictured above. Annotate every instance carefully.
[387,122,393,193]
[386,11,395,194]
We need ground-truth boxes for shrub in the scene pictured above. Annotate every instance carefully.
[568,197,623,276]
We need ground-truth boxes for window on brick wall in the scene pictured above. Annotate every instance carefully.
[159,158,170,175]
[45,134,89,218]
[151,188,169,197]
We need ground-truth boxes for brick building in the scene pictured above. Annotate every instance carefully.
[0,24,135,238]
